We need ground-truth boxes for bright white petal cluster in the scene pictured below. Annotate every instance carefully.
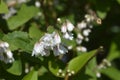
[0,41,14,63]
[61,20,74,40]
[76,46,87,52]
[32,32,68,56]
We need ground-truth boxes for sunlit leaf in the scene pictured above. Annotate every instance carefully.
[116,0,120,4]
[7,59,22,75]
[22,69,38,80]
[0,0,8,14]
[2,31,32,52]
[7,4,39,30]
[48,61,60,77]
[97,11,107,19]
[85,57,97,80]
[67,50,97,74]
[107,42,120,61]
[100,67,120,80]
[29,23,44,40]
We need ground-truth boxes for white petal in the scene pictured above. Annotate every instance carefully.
[77,33,83,40]
[6,50,13,58]
[4,42,9,47]
[54,33,61,44]
[63,32,70,39]
[66,20,74,32]
[83,29,90,36]
[61,24,67,33]
[35,1,41,7]
[77,21,87,29]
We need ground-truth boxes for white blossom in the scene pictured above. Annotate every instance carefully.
[77,21,87,29]
[76,46,87,52]
[66,20,74,32]
[61,20,74,40]
[35,1,41,7]
[85,14,94,23]
[0,41,14,63]
[83,29,91,36]
[63,32,73,40]
[76,33,84,44]
[32,32,68,56]
[96,72,101,78]
[61,24,67,33]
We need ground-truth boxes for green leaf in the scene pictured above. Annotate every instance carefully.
[97,11,107,19]
[48,61,60,77]
[85,57,97,80]
[7,4,39,30]
[0,0,8,14]
[22,69,38,80]
[2,31,32,52]
[116,0,120,4]
[100,67,120,80]
[107,42,120,61]
[67,50,97,74]
[7,59,22,75]
[47,26,55,33]
[29,23,44,40]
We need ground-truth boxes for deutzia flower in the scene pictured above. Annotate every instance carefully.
[77,21,87,30]
[0,41,14,63]
[32,32,68,56]
[61,20,74,40]
[76,46,87,52]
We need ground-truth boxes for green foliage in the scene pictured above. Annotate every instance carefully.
[7,4,39,30]
[22,69,38,80]
[7,59,22,75]
[29,23,44,40]
[107,42,120,61]
[67,50,97,73]
[100,67,120,80]
[0,0,120,80]
[0,0,8,13]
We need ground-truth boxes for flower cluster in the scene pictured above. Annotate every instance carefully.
[61,20,74,40]
[32,32,68,56]
[0,41,14,63]
[75,14,101,52]
[56,69,75,77]
[95,59,111,78]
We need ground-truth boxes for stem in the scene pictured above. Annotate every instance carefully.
[64,74,69,80]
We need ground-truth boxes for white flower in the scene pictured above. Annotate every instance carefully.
[32,32,68,56]
[76,46,87,52]
[53,44,68,56]
[0,41,14,63]
[76,33,84,44]
[96,72,101,78]
[35,1,41,7]
[66,20,74,32]
[6,50,14,63]
[61,24,67,33]
[61,20,74,40]
[32,41,49,56]
[83,29,91,36]
[77,21,87,29]
[85,14,94,23]
[63,32,73,40]
[53,32,61,44]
